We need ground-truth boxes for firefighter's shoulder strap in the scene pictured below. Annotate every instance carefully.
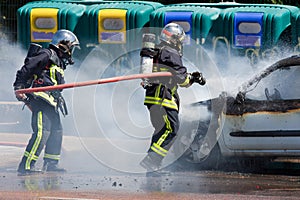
[152,45,163,72]
[154,44,163,58]
[48,49,60,66]
[154,44,178,64]
[38,48,60,67]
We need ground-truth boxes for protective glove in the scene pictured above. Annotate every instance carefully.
[14,85,28,102]
[191,71,206,85]
[140,80,152,89]
[51,90,68,116]
[57,96,68,117]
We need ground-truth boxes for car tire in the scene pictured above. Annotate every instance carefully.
[177,133,224,171]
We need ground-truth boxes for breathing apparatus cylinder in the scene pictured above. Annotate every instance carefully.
[140,33,156,86]
[24,43,42,88]
[26,43,42,58]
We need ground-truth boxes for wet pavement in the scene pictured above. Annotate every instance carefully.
[2,167,300,199]
[1,133,300,199]
[1,168,300,195]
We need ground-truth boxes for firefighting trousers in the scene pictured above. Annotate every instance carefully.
[18,100,63,170]
[146,105,179,165]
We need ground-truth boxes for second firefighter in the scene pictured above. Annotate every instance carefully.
[139,23,206,172]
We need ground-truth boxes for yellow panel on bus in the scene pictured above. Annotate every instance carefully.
[30,8,58,42]
[98,9,127,44]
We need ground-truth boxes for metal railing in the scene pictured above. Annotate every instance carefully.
[0,0,37,42]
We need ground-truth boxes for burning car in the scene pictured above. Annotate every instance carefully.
[180,55,300,170]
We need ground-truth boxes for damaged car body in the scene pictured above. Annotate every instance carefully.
[180,55,300,170]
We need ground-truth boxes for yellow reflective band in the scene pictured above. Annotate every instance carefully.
[171,86,177,95]
[151,143,168,157]
[153,65,158,72]
[144,96,178,110]
[44,153,60,160]
[33,91,57,107]
[156,115,172,146]
[51,65,64,76]
[162,98,178,110]
[159,67,169,72]
[49,64,64,86]
[24,151,38,161]
[179,75,191,87]
[155,84,161,98]
[50,67,57,86]
[25,111,43,170]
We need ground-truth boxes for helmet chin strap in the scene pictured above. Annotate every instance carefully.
[61,56,74,68]
[57,43,75,66]
[66,57,74,65]
[161,40,182,55]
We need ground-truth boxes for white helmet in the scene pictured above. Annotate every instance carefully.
[159,23,185,52]
[50,29,80,66]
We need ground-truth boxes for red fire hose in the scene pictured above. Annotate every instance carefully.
[15,72,172,94]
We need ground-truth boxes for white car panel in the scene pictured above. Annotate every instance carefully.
[221,110,300,150]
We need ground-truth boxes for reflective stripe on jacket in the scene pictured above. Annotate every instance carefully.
[14,48,65,107]
[32,64,65,107]
[144,43,190,110]
[144,83,178,110]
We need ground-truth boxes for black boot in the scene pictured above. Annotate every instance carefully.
[17,168,43,176]
[140,155,161,172]
[43,161,66,173]
[140,152,164,177]
[17,158,43,176]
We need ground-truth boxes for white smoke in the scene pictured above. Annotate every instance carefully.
[0,35,32,133]
[0,39,27,101]
[1,26,296,174]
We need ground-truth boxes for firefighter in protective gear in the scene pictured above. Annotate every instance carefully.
[139,23,206,173]
[13,29,80,176]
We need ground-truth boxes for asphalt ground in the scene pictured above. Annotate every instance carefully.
[1,133,300,199]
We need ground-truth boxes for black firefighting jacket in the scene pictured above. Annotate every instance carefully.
[13,47,65,108]
[144,43,191,111]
